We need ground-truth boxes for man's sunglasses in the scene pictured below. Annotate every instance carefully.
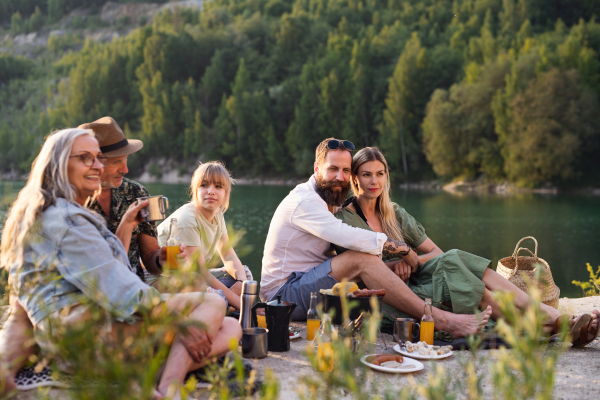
[326,139,355,152]
[69,153,108,167]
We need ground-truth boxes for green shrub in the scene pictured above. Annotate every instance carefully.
[47,32,83,54]
[572,263,600,297]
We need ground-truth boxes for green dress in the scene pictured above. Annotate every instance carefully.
[333,200,491,329]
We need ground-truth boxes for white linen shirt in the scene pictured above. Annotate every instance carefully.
[260,175,387,301]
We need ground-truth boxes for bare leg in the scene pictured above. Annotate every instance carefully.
[157,293,242,398]
[0,299,36,396]
[481,269,561,322]
[330,251,491,338]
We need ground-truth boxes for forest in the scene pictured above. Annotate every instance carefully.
[1,0,599,187]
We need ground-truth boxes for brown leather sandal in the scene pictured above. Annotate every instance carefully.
[572,314,599,348]
[548,314,592,342]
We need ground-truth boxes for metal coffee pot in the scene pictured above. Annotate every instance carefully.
[136,195,169,222]
[252,295,296,352]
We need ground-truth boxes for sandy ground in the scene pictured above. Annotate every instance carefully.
[2,296,599,399]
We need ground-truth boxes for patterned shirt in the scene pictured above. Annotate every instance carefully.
[88,177,157,280]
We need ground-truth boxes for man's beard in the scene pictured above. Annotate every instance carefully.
[101,175,124,189]
[315,175,350,207]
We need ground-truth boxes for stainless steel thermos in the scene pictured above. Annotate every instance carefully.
[239,280,259,330]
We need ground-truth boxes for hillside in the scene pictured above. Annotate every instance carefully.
[1,0,599,188]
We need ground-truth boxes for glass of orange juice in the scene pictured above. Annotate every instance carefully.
[256,314,267,329]
[166,245,181,269]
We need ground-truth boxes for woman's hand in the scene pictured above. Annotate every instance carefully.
[393,260,412,282]
[401,248,420,271]
[158,243,189,266]
[179,326,213,363]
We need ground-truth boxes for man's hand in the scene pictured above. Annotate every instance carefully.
[393,260,412,282]
[120,199,148,230]
[179,325,213,363]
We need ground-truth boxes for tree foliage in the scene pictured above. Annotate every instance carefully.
[1,0,600,187]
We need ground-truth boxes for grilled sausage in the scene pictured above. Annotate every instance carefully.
[366,354,404,366]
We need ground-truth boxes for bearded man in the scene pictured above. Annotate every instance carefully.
[259,138,492,338]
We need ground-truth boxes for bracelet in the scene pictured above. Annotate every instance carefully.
[399,246,411,256]
[156,255,163,272]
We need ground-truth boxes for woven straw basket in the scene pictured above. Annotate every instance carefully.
[497,236,560,309]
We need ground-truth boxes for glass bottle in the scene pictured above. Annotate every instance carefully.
[317,314,334,372]
[306,292,320,341]
[420,298,435,345]
[166,218,181,269]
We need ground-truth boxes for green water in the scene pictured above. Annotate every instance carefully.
[2,181,599,298]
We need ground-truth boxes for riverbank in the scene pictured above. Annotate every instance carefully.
[2,296,599,399]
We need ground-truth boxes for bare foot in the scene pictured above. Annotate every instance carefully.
[151,389,164,400]
[591,309,599,330]
[445,306,492,339]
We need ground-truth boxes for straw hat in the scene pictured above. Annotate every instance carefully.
[78,116,143,157]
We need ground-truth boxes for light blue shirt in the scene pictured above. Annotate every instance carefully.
[9,198,161,326]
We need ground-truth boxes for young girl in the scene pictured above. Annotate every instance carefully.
[158,161,252,310]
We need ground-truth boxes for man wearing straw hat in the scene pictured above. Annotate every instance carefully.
[78,117,173,281]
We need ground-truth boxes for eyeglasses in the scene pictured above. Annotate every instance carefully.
[69,153,108,167]
[319,139,355,157]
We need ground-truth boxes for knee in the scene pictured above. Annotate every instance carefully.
[341,251,380,270]
[203,292,227,314]
[222,317,242,341]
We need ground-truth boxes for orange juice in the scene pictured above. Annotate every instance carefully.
[420,320,435,345]
[256,315,267,329]
[166,245,180,269]
[307,319,320,341]
[317,342,334,371]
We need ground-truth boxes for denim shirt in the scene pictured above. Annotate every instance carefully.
[9,198,161,326]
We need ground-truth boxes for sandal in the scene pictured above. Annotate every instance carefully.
[572,312,600,348]
[548,314,592,342]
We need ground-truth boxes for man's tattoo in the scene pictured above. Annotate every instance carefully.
[383,239,411,256]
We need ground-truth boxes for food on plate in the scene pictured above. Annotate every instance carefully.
[332,282,360,296]
[320,288,334,295]
[379,360,412,369]
[351,289,386,298]
[366,354,404,366]
[404,341,452,356]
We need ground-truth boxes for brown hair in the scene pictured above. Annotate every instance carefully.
[190,161,236,212]
[315,137,342,166]
[351,147,404,241]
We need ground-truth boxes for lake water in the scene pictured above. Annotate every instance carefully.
[1,181,599,298]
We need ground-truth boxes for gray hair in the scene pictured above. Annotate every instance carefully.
[1,128,95,268]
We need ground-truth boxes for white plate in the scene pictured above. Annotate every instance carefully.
[393,343,453,360]
[360,354,424,373]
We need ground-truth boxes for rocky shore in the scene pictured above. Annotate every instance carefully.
[1,296,599,399]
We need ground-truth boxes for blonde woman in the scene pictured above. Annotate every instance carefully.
[0,129,241,399]
[158,161,252,310]
[334,147,599,346]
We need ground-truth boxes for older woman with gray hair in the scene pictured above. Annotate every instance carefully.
[0,128,241,398]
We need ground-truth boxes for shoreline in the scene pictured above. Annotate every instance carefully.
[3,173,600,195]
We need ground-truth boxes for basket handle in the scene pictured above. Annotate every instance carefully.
[511,247,538,275]
[511,236,538,258]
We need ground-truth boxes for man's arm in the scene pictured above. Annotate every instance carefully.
[138,233,163,275]
[383,239,420,269]
[292,198,387,255]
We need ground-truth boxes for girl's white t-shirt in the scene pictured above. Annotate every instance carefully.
[158,202,226,261]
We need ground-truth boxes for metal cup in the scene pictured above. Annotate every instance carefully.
[393,318,420,343]
[241,327,269,359]
[136,195,169,222]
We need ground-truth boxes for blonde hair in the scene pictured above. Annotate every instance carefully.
[190,161,236,212]
[1,128,96,268]
[350,147,404,241]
